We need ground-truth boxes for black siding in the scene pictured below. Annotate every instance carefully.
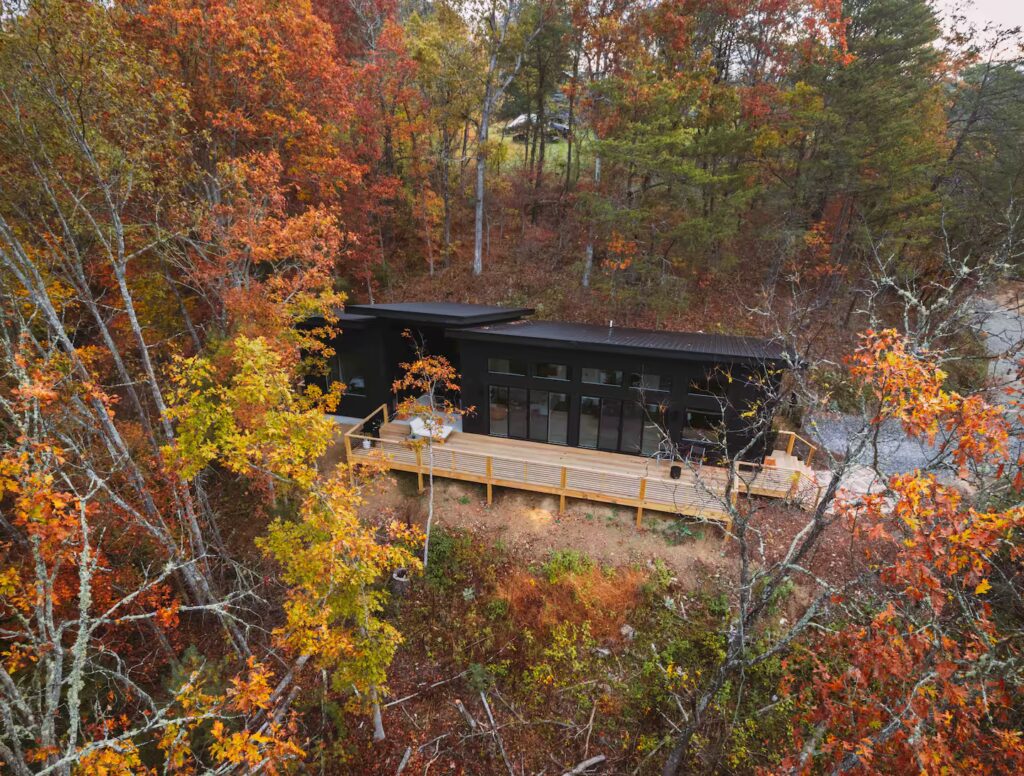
[457,340,773,461]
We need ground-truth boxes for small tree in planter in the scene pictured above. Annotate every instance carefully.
[392,333,472,568]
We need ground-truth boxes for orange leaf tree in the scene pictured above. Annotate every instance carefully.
[392,333,471,567]
[779,329,1024,775]
[0,2,411,768]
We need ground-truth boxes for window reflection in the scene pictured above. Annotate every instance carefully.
[488,358,527,376]
[548,393,568,444]
[508,388,528,438]
[489,386,508,437]
[579,396,600,448]
[581,367,623,386]
[536,363,568,380]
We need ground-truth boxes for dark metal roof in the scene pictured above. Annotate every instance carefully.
[448,320,790,363]
[297,310,376,330]
[337,312,376,324]
[345,302,533,326]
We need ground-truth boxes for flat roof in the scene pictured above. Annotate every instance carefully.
[345,302,533,326]
[298,310,376,329]
[448,320,790,363]
[337,312,376,324]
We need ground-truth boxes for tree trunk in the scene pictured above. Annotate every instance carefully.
[582,155,601,287]
[532,59,546,225]
[423,437,435,567]
[473,79,493,276]
[564,51,578,195]
[371,686,386,742]
[442,126,452,267]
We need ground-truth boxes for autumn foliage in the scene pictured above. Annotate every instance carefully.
[779,330,1024,774]
[1,0,1023,773]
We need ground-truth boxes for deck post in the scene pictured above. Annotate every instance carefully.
[636,478,647,527]
[415,446,424,493]
[486,457,493,505]
[805,445,815,469]
[383,404,389,424]
[559,466,567,513]
[786,433,796,455]
[344,432,354,486]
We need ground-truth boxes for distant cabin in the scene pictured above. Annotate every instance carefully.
[308,302,790,464]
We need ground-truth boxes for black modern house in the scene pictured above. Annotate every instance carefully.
[312,302,790,463]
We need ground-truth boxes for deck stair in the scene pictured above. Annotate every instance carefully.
[380,421,410,442]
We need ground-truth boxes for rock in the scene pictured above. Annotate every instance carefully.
[593,647,612,658]
[620,623,635,641]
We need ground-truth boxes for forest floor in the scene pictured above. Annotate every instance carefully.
[339,474,866,775]
[360,472,862,599]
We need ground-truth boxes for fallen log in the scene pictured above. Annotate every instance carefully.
[561,754,606,775]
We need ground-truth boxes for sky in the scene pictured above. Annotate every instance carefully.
[941,0,1024,31]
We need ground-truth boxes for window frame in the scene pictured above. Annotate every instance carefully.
[334,351,367,397]
[534,362,569,381]
[629,372,672,394]
[581,367,624,387]
[688,370,730,398]
[488,357,528,376]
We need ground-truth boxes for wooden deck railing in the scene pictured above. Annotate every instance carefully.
[774,430,819,469]
[342,403,390,464]
[342,407,824,530]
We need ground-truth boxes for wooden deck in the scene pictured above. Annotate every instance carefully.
[344,406,822,529]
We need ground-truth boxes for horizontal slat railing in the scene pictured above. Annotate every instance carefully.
[344,417,825,529]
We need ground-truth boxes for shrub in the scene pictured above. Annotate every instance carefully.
[424,527,477,591]
[498,564,644,642]
[525,621,597,694]
[540,549,594,582]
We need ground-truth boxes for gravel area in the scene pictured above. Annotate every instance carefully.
[807,289,1022,477]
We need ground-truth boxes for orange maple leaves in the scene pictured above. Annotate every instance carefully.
[781,329,1024,775]
[849,328,1010,468]
[158,658,304,775]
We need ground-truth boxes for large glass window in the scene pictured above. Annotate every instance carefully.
[620,400,644,454]
[529,390,549,442]
[548,393,569,445]
[581,396,665,454]
[334,352,366,396]
[582,367,623,386]
[508,387,528,438]
[689,370,730,398]
[630,372,671,393]
[492,386,567,443]
[488,357,527,376]
[579,396,601,448]
[642,403,666,456]
[535,363,568,380]
[599,398,623,450]
[683,409,723,442]
[489,386,509,437]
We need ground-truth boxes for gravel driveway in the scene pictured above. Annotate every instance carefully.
[807,289,1023,477]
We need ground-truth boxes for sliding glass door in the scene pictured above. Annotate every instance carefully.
[580,396,665,455]
[489,385,568,445]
